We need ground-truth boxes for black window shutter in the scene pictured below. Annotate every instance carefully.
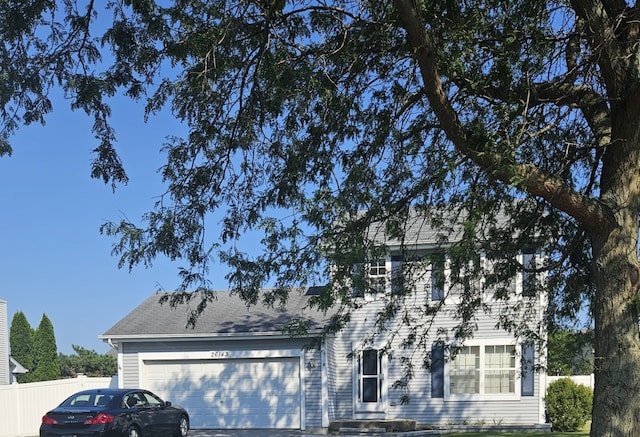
[521,342,535,396]
[431,343,445,398]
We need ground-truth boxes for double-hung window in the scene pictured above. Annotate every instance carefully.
[446,342,518,399]
[449,345,480,394]
[367,260,387,294]
[484,345,516,394]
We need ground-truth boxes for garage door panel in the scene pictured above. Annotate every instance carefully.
[144,358,301,429]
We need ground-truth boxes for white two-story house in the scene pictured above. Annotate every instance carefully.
[101,212,547,431]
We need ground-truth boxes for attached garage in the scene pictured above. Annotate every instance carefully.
[101,289,330,430]
[139,351,304,429]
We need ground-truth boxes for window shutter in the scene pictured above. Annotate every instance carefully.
[521,342,535,396]
[522,249,537,298]
[391,255,403,294]
[431,343,445,398]
[430,254,446,301]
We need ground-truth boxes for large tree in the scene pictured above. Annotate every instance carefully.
[2,1,639,435]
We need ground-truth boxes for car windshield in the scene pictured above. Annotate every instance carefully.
[61,392,115,408]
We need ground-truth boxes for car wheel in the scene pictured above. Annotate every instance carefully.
[175,415,189,437]
[126,425,141,437]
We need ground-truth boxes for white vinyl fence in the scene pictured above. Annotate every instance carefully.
[546,374,594,390]
[0,375,115,437]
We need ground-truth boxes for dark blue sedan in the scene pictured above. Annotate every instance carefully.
[40,388,189,437]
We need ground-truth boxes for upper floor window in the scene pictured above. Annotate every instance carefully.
[367,259,387,294]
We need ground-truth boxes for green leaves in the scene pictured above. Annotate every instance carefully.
[59,345,117,378]
[1,0,602,350]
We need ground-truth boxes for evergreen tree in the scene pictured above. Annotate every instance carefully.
[32,314,60,382]
[9,311,34,383]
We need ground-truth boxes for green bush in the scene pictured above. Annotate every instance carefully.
[545,378,593,432]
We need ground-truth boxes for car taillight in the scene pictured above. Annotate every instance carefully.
[84,413,115,425]
[41,415,58,425]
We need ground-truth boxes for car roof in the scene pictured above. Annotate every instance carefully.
[72,388,146,396]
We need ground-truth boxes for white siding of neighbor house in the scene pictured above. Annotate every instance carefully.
[0,300,8,386]
[326,257,546,426]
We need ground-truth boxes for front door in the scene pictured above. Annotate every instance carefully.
[354,348,387,417]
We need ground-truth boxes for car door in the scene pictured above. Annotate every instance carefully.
[124,392,158,435]
[142,391,176,436]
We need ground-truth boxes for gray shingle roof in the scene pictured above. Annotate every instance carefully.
[101,288,329,340]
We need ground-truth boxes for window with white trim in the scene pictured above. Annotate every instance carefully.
[449,345,480,394]
[446,342,518,398]
[368,259,387,293]
[484,345,516,393]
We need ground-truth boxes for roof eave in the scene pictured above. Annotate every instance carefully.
[99,330,324,344]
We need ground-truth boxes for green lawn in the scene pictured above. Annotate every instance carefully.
[443,431,589,437]
[439,421,590,436]
[442,425,590,437]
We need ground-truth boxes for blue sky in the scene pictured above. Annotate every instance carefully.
[0,93,230,355]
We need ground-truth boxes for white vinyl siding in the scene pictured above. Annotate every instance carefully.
[330,255,545,425]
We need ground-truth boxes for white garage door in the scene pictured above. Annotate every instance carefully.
[143,357,301,429]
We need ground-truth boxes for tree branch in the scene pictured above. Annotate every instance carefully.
[570,0,623,97]
[393,0,614,235]
[453,75,612,150]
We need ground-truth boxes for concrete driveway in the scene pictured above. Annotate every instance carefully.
[187,429,448,437]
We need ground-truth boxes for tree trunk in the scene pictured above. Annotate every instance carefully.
[590,111,640,437]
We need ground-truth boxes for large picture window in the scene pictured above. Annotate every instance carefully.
[447,342,518,398]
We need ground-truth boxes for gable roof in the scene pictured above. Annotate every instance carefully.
[100,287,330,342]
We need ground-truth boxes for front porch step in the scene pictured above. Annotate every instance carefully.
[338,427,386,435]
[329,419,417,434]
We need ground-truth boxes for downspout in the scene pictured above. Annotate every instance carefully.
[107,338,123,388]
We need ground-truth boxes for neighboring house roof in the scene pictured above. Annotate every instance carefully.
[101,287,330,341]
[9,356,27,375]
